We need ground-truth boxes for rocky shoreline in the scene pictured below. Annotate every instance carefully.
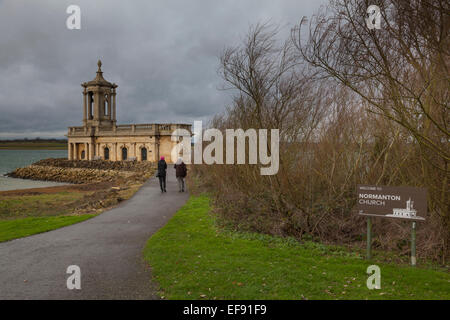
[30,158,155,172]
[6,158,155,184]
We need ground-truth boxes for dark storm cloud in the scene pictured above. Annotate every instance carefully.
[0,0,325,138]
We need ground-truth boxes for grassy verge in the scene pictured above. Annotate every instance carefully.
[0,192,87,218]
[144,195,450,300]
[0,215,96,242]
[0,190,95,242]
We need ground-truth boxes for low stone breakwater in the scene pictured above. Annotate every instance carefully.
[7,158,155,184]
[32,158,155,172]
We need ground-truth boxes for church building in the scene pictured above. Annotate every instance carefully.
[66,60,191,163]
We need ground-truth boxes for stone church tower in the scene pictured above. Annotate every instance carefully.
[67,60,191,163]
[82,60,118,128]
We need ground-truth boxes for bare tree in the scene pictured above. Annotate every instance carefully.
[293,0,449,260]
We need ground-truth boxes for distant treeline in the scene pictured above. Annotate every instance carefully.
[0,138,67,143]
[0,138,67,150]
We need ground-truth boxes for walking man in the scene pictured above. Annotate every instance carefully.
[157,156,167,193]
[174,157,187,192]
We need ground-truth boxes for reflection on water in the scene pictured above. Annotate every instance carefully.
[0,150,68,191]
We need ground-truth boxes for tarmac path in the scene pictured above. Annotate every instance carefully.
[0,170,188,299]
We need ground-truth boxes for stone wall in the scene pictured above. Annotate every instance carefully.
[32,158,155,171]
[7,158,155,184]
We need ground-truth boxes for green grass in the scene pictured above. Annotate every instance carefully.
[0,215,96,242]
[144,195,450,300]
[0,192,87,219]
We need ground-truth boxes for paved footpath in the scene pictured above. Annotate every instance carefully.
[0,170,189,299]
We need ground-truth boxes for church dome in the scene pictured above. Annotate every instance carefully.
[83,60,116,88]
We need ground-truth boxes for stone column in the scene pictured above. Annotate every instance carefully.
[93,89,100,121]
[154,138,160,162]
[107,94,112,119]
[83,88,87,125]
[113,143,117,161]
[84,143,88,160]
[131,142,136,158]
[112,88,116,123]
[89,143,95,160]
[74,144,78,160]
[68,143,72,160]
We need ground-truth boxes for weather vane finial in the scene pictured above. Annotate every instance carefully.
[97,59,102,72]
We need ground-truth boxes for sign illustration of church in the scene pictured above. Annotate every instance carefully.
[66,60,191,163]
[387,197,425,220]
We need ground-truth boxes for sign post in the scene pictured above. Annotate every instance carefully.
[411,222,416,267]
[356,185,426,266]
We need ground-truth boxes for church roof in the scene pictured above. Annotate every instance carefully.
[82,60,117,88]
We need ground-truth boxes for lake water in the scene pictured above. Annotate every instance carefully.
[0,150,68,191]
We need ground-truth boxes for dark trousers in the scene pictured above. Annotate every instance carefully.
[158,175,166,191]
[177,177,185,191]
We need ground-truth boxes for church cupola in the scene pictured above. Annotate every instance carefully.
[81,60,118,127]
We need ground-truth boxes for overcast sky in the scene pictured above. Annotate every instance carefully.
[0,0,326,139]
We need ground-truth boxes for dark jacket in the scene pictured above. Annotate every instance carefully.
[157,159,167,177]
[174,162,187,178]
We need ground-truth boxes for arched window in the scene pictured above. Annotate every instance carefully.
[122,147,127,161]
[88,92,94,120]
[104,147,109,160]
[141,147,147,161]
